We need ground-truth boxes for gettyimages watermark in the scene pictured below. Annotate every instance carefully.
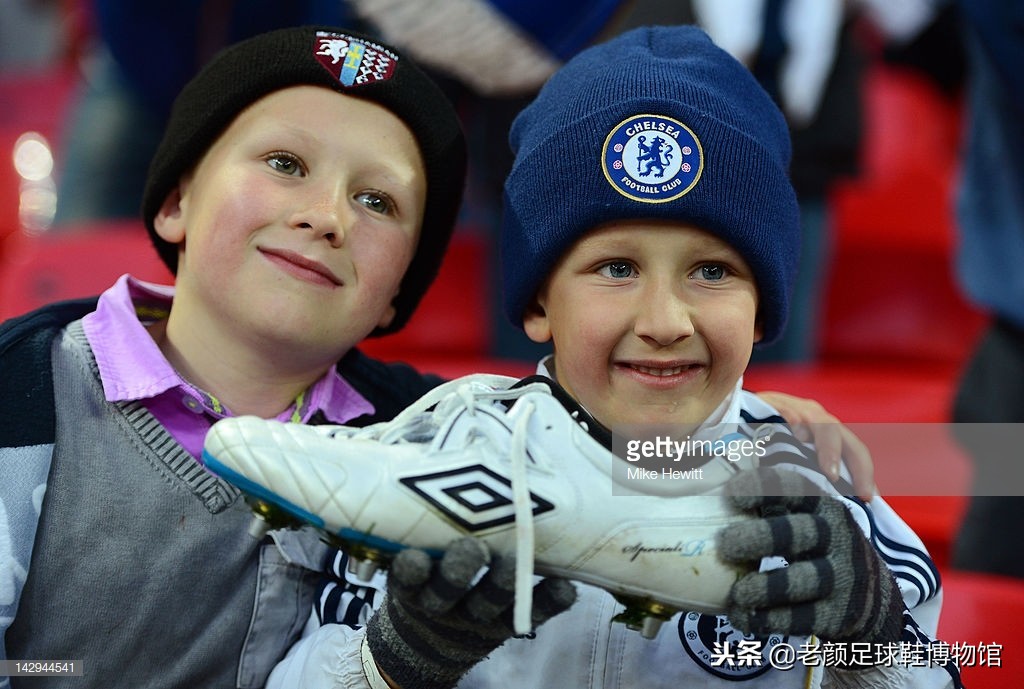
[610,423,774,495]
[622,435,769,465]
[608,422,1024,497]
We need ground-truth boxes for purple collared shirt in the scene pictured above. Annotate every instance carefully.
[82,274,374,460]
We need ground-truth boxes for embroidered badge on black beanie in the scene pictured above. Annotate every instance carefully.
[141,26,467,335]
[500,25,800,344]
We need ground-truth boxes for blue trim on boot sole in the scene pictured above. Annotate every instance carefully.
[202,450,326,530]
[334,528,445,559]
[200,450,442,557]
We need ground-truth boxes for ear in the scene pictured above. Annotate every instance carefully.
[753,314,764,344]
[522,292,552,344]
[153,182,187,245]
[376,301,398,330]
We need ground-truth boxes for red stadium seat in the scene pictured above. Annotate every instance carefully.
[938,570,1024,686]
[817,65,987,366]
[358,229,534,379]
[0,220,173,322]
[358,230,490,362]
[0,66,77,245]
[745,64,987,566]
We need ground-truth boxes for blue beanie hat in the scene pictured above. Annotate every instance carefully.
[501,25,800,344]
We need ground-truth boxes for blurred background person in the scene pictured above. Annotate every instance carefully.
[691,0,867,364]
[50,0,360,225]
[948,0,1024,580]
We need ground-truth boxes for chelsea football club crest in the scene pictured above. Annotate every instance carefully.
[602,114,703,203]
[678,612,786,680]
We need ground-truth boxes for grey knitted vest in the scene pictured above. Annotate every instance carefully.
[6,323,326,688]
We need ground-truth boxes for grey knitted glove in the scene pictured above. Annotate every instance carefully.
[716,467,904,645]
[366,537,576,689]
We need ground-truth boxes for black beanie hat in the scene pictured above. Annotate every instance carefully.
[141,26,467,335]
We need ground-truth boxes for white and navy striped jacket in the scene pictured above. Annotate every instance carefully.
[268,375,961,689]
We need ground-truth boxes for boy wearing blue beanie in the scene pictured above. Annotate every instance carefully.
[490,23,959,689]
[201,25,960,689]
[503,20,800,435]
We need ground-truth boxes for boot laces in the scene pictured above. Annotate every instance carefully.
[331,374,548,634]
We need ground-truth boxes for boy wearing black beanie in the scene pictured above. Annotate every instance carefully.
[1,25,466,688]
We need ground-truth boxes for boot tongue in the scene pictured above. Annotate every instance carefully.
[508,375,613,450]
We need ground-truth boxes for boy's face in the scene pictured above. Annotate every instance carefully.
[524,220,762,431]
[154,85,426,366]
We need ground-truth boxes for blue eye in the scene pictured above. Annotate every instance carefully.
[598,261,636,279]
[355,191,394,215]
[266,153,304,176]
[699,264,726,281]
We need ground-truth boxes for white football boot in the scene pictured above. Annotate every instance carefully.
[203,374,765,638]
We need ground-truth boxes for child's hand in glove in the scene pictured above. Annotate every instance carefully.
[716,467,904,645]
[366,537,576,689]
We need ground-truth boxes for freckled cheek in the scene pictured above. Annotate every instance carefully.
[580,303,628,350]
[353,232,417,294]
[189,193,265,267]
[705,308,758,374]
[561,324,617,396]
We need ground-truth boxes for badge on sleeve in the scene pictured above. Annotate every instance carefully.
[679,612,787,680]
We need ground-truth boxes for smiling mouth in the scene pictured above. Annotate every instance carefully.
[260,248,342,286]
[626,363,699,377]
